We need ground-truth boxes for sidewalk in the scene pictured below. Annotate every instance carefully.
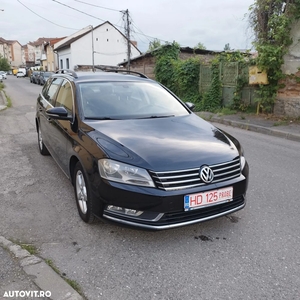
[0,92,299,299]
[0,236,83,300]
[196,111,300,142]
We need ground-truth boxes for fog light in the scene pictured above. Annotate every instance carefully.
[107,205,143,216]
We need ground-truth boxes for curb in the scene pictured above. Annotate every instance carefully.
[0,90,7,111]
[196,112,300,143]
[0,236,83,300]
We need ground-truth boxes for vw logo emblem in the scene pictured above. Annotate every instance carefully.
[200,166,214,183]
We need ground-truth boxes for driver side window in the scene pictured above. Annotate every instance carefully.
[55,80,73,115]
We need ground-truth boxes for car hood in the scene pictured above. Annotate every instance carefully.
[86,114,239,171]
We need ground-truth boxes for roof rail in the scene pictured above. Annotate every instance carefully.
[95,67,148,79]
[55,69,78,78]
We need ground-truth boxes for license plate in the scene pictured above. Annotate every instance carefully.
[184,187,233,211]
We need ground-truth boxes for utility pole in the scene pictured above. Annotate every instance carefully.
[122,9,131,71]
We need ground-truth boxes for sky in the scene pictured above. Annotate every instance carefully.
[0,0,255,53]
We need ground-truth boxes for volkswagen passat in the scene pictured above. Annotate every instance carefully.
[35,69,249,230]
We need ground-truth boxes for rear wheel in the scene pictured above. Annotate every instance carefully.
[37,125,50,155]
[74,162,95,223]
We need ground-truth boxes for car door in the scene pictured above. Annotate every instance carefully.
[38,77,64,155]
[47,79,75,176]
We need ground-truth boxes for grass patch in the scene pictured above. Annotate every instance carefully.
[45,259,84,296]
[45,259,60,275]
[216,107,237,116]
[20,244,38,255]
[273,120,289,126]
[4,91,12,107]
[10,239,38,255]
[65,278,82,292]
[0,83,11,108]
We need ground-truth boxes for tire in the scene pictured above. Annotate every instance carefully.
[37,124,50,155]
[73,162,96,223]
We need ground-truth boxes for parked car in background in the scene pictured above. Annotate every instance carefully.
[16,71,26,78]
[38,71,54,85]
[18,67,27,77]
[0,74,3,82]
[35,69,249,229]
[30,71,41,84]
[0,71,7,79]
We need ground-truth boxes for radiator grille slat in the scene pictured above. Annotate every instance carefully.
[149,157,241,191]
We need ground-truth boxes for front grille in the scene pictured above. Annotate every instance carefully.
[149,157,241,191]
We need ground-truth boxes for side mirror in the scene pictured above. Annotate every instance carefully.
[46,107,72,121]
[185,102,195,111]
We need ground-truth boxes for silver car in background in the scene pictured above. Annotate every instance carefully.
[0,71,7,79]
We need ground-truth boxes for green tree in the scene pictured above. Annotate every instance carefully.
[194,42,206,50]
[248,0,300,112]
[224,43,231,51]
[0,55,11,71]
[148,38,162,51]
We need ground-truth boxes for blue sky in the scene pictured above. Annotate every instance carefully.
[1,0,254,52]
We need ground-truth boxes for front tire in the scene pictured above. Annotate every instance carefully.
[74,162,95,223]
[37,124,50,155]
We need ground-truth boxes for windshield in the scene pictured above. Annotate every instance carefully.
[78,81,189,119]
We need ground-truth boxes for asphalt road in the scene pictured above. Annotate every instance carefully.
[1,75,300,300]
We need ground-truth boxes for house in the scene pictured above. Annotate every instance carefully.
[0,38,22,69]
[24,37,61,68]
[54,21,141,71]
[118,45,221,79]
[22,43,35,67]
[41,38,66,71]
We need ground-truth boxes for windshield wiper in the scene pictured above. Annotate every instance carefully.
[138,115,175,119]
[85,117,118,120]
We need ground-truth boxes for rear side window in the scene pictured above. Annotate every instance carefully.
[42,77,63,106]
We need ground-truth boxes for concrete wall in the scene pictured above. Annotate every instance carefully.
[282,20,300,75]
[123,52,215,80]
[276,20,300,117]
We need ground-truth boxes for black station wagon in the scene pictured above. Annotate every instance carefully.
[35,69,249,230]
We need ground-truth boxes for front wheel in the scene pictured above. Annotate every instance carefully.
[73,162,95,223]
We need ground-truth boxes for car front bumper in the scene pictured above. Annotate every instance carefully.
[94,162,249,230]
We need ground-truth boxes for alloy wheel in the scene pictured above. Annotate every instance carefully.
[76,170,88,214]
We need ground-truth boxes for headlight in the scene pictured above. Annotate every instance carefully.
[98,159,155,187]
[240,156,246,170]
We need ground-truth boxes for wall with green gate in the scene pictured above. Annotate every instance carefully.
[199,62,257,107]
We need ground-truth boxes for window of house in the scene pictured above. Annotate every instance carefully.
[66,58,69,69]
[60,59,63,69]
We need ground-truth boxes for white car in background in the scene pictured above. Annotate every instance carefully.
[0,74,3,82]
[16,71,26,78]
[0,71,7,79]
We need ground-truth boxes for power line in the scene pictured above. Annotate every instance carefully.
[55,0,169,45]
[74,0,121,12]
[17,0,79,30]
[52,0,106,22]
